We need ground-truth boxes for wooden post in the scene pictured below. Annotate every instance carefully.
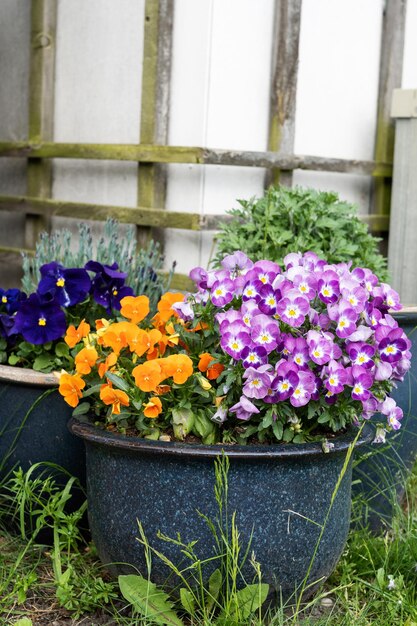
[372,0,407,220]
[26,0,57,248]
[137,0,173,247]
[388,89,417,304]
[265,0,302,189]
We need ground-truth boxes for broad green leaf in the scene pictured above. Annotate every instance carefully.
[206,568,222,611]
[118,574,184,626]
[106,371,131,392]
[82,383,103,397]
[32,354,54,372]
[71,402,91,416]
[219,583,269,622]
[179,587,195,614]
[55,341,70,357]
[13,619,33,626]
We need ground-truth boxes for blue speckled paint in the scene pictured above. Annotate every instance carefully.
[353,311,417,530]
[70,419,372,602]
[0,368,85,486]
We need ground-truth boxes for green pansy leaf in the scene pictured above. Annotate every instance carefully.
[55,342,70,357]
[72,402,91,416]
[105,371,131,392]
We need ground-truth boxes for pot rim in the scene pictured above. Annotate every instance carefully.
[69,417,374,459]
[392,307,417,324]
[0,363,58,387]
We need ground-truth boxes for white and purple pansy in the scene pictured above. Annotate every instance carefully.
[220,320,251,360]
[276,292,310,327]
[251,314,281,352]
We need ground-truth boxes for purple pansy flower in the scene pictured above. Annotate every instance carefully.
[220,321,251,360]
[258,284,280,315]
[272,361,299,401]
[380,397,403,430]
[243,366,272,399]
[189,266,209,290]
[361,395,378,420]
[317,270,340,304]
[241,345,268,368]
[328,301,358,338]
[306,330,333,365]
[221,251,253,274]
[323,359,348,394]
[229,395,260,421]
[241,300,262,327]
[347,342,375,368]
[251,314,280,353]
[12,292,66,345]
[0,288,27,315]
[210,278,235,307]
[85,261,134,313]
[378,329,408,363]
[38,262,91,307]
[284,335,309,369]
[242,280,262,302]
[350,365,373,402]
[290,370,316,407]
[276,292,310,327]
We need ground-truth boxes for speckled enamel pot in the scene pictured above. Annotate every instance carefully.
[353,308,417,530]
[70,418,372,602]
[0,364,85,486]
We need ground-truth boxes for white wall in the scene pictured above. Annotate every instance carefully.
[293,0,383,211]
[403,0,417,88]
[165,0,275,275]
[1,0,416,281]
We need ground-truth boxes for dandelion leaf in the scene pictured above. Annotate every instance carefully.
[118,574,184,626]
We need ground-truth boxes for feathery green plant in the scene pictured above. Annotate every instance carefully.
[21,219,174,311]
[213,186,388,281]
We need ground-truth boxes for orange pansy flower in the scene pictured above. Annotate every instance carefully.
[156,292,185,323]
[64,319,90,348]
[100,321,133,355]
[131,328,163,357]
[59,373,85,408]
[98,352,118,378]
[132,360,164,392]
[161,354,193,384]
[198,352,225,380]
[99,383,130,415]
[75,346,99,375]
[143,396,163,418]
[120,295,150,324]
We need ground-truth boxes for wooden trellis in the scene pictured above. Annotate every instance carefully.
[0,0,407,290]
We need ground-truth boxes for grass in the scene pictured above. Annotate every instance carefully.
[1,459,417,626]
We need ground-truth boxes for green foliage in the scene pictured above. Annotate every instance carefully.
[3,457,417,623]
[21,218,173,312]
[0,465,117,619]
[119,574,184,626]
[213,185,388,280]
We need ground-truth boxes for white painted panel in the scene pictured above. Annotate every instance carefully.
[402,0,417,88]
[165,0,274,276]
[294,0,383,211]
[0,0,31,261]
[53,159,138,207]
[53,0,144,213]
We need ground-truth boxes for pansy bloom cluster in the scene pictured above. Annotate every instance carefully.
[58,251,410,446]
[173,251,410,443]
[0,261,136,372]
